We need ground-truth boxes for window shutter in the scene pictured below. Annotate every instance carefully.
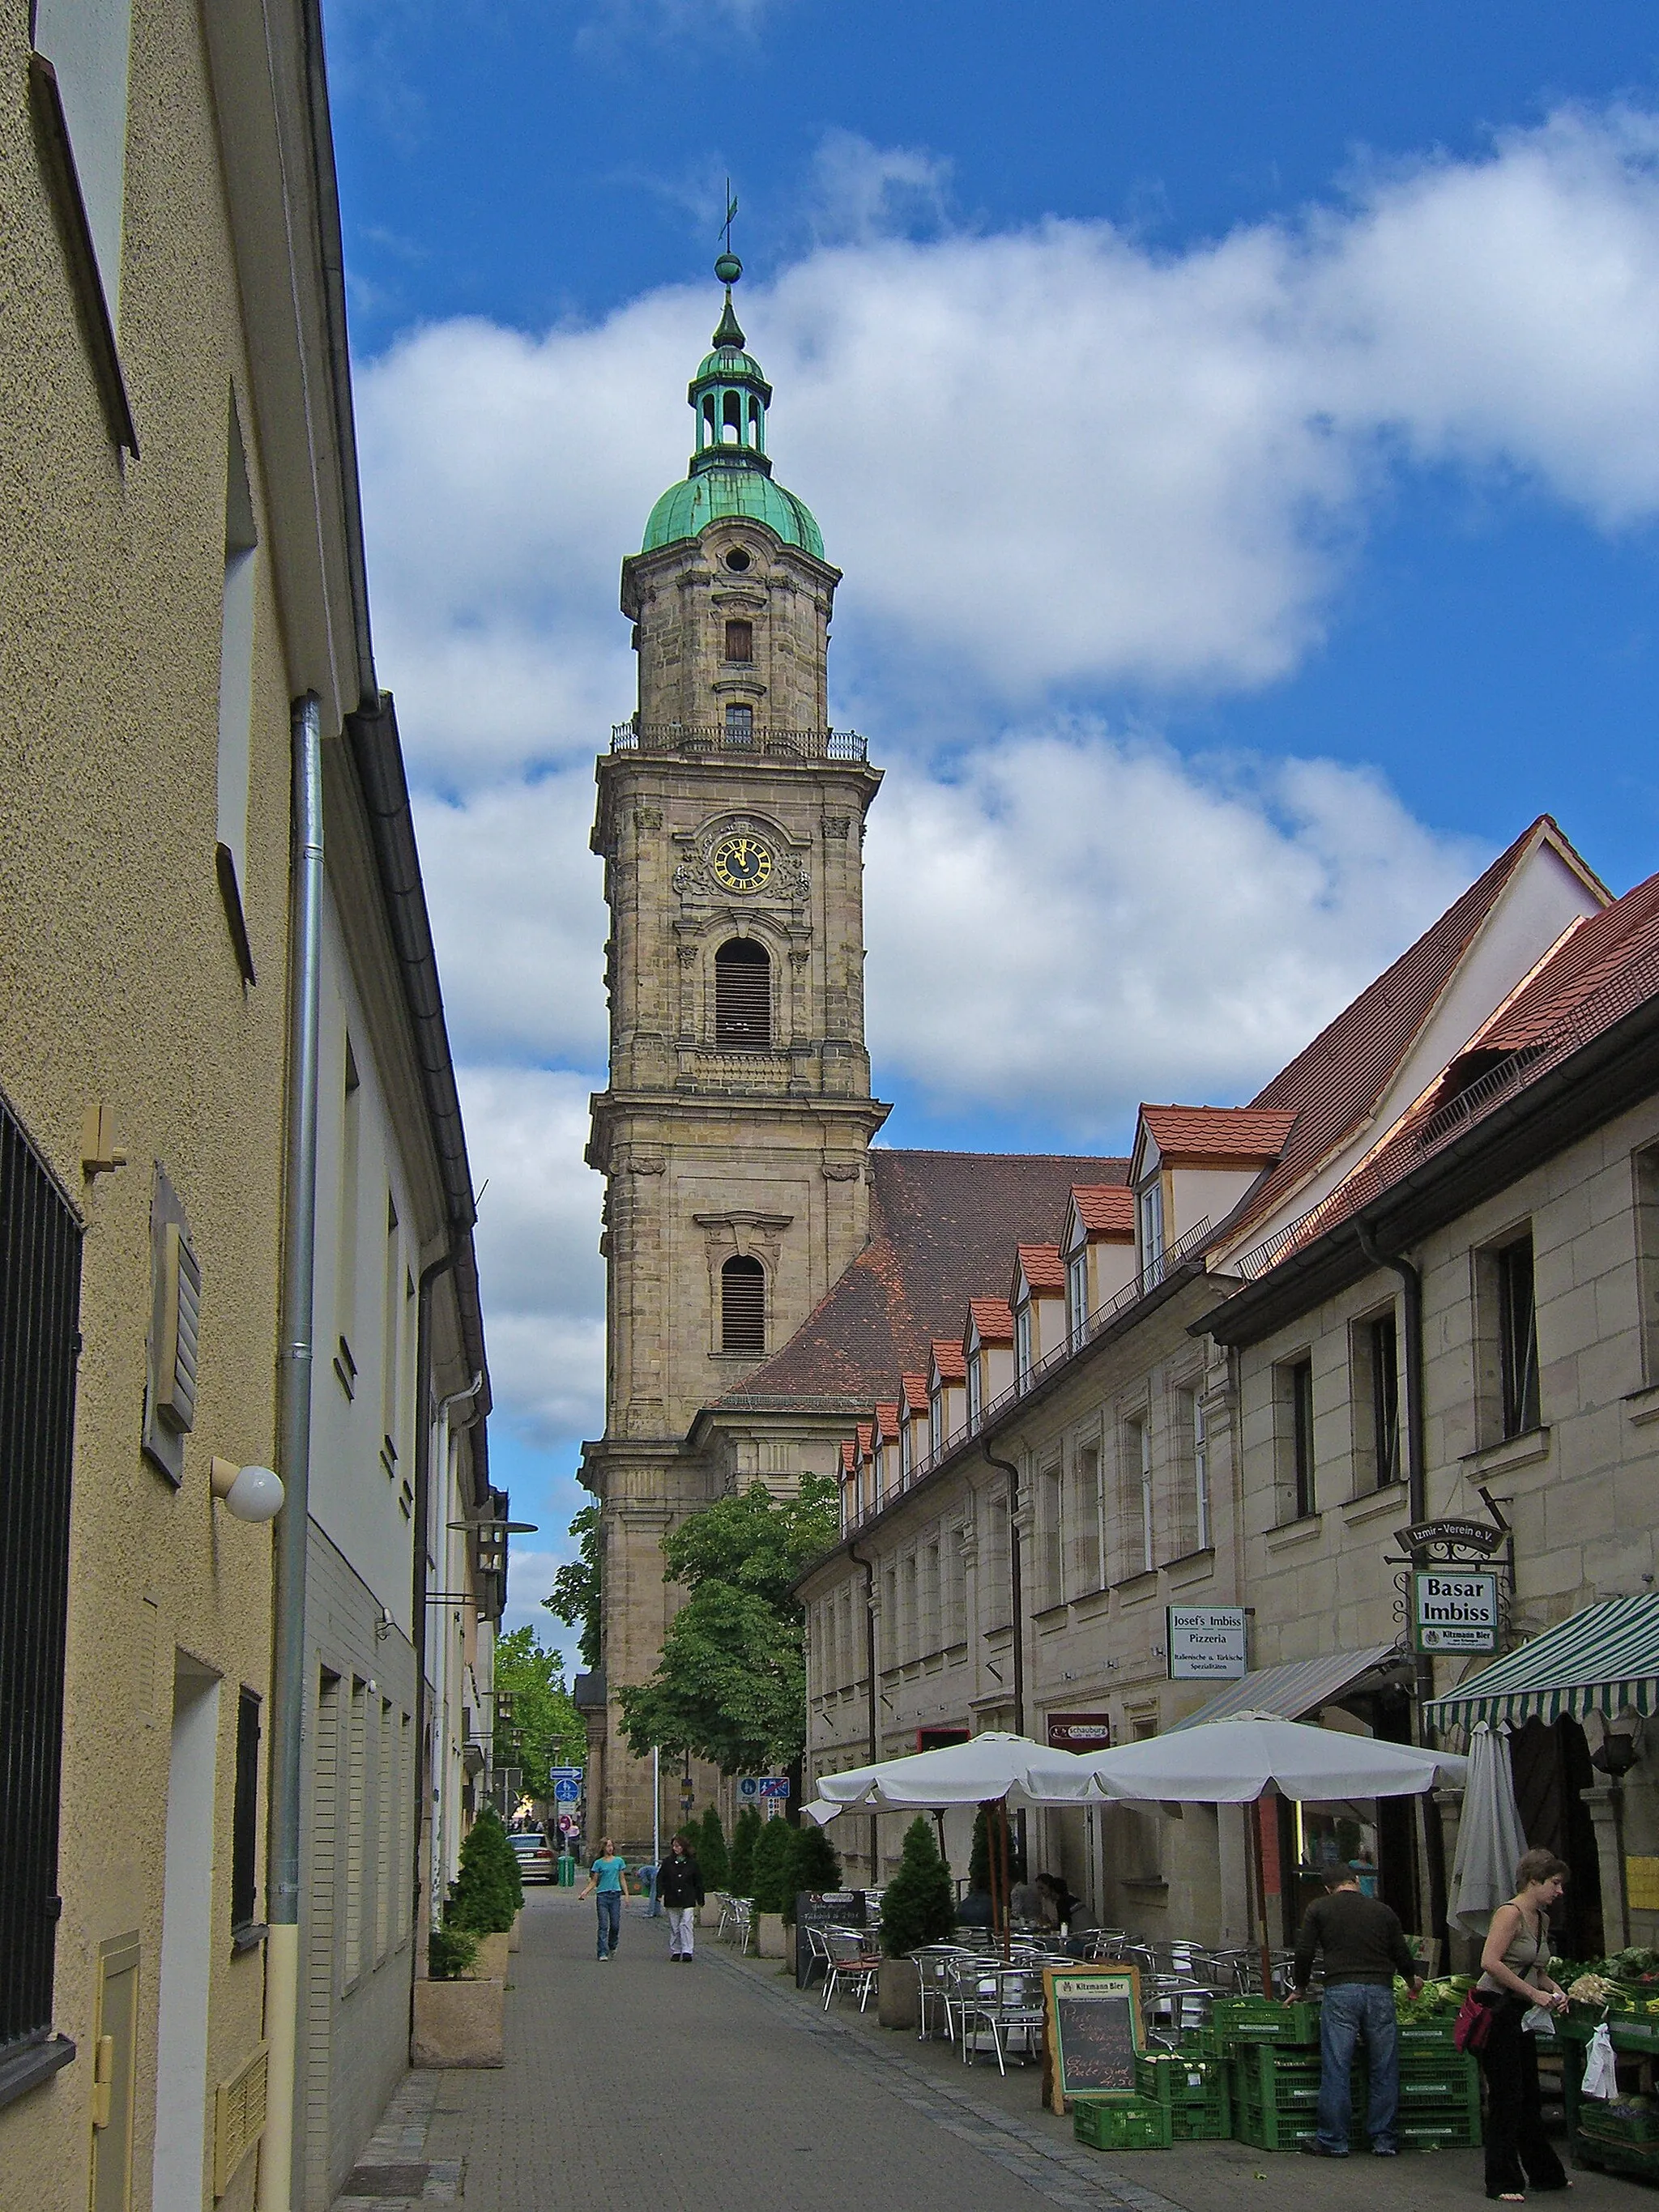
[721,1257,766,1354]
[714,940,771,1046]
[143,1170,198,1483]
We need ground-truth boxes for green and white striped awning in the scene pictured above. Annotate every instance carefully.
[1424,1594,1659,1731]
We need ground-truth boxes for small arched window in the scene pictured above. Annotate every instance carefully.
[723,390,743,443]
[714,938,770,1046]
[724,618,753,663]
[721,1255,766,1354]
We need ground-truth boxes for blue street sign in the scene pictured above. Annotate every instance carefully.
[554,1779,581,1801]
[549,1765,584,1780]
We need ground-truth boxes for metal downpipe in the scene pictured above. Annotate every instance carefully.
[260,695,324,2212]
[849,1541,878,1883]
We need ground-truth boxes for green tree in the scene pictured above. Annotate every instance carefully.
[782,1819,842,1925]
[729,1804,763,1896]
[545,1501,602,1670]
[444,1806,522,1935]
[879,1818,957,1957]
[616,1477,839,1774]
[493,1626,585,1802]
[750,1816,794,1914]
[696,1805,729,1890]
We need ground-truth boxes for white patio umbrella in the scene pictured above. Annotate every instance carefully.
[1021,1713,1467,1994]
[804,1732,1093,1956]
[1446,1723,1528,1937]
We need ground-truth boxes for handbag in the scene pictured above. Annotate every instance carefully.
[1454,1988,1496,2055]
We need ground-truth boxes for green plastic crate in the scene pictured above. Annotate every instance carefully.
[1137,2052,1226,2104]
[1213,1997,1320,2046]
[1230,2044,1335,2108]
[1395,2067,1479,2105]
[1580,2102,1659,2146]
[1396,2113,1482,2150]
[1397,2018,1460,2048]
[1169,2098,1232,2142]
[1231,2103,1344,2153]
[1074,2096,1172,2150]
[1577,2133,1659,2180]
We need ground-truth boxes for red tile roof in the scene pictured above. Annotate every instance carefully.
[839,1439,857,1479]
[716,1149,1125,1409]
[1072,1185,1135,1238]
[930,1339,967,1382]
[1013,1244,1067,1296]
[1140,1105,1298,1163]
[855,1421,872,1459]
[1226,818,1601,1247]
[1241,864,1659,1274]
[901,1372,929,1414]
[872,1401,900,1442]
[966,1298,1015,1345]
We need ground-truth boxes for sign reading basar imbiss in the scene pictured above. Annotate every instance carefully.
[1412,1571,1499,1653]
[1166,1606,1247,1681]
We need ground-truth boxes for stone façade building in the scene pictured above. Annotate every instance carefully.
[581,268,1124,1847]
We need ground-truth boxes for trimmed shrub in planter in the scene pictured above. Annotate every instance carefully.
[752,1818,794,1958]
[880,1818,957,1958]
[446,1807,522,1937]
[427,1926,480,1981]
[729,1805,763,1897]
[697,1805,729,1892]
[783,1822,842,1926]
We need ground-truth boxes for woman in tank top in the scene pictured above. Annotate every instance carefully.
[1476,1848,1572,2201]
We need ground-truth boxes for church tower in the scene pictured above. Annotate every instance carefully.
[582,257,887,1846]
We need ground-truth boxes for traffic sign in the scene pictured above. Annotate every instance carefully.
[554,1779,581,1801]
[737,1775,790,1802]
[549,1765,584,1780]
[558,1813,577,1835]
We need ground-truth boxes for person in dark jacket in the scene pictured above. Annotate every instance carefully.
[656,1833,706,1962]
[1290,1866,1422,2158]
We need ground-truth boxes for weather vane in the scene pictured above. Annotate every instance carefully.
[715,181,742,286]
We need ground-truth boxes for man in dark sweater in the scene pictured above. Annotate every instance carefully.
[1290,1867,1422,2158]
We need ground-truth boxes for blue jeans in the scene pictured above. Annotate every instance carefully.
[1316,1981,1399,2152]
[595,1890,622,1957]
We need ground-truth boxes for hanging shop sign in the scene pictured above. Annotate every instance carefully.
[1166,1606,1248,1681]
[1047,1712,1113,1752]
[1397,1518,1506,1560]
[1412,1570,1500,1653]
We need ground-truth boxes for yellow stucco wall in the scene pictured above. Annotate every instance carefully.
[0,1,297,2203]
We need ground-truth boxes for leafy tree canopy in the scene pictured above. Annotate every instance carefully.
[616,1477,838,1775]
[493,1626,585,1803]
[544,1501,601,1670]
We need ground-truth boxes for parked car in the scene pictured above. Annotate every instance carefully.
[510,1830,554,1883]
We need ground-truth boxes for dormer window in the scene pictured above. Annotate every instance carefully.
[1014,1302,1032,1383]
[928,1387,942,1456]
[966,1353,982,1426]
[1137,1177,1165,1287]
[1067,1249,1088,1347]
[724,618,753,663]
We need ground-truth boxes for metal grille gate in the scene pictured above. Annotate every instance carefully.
[0,1090,83,2052]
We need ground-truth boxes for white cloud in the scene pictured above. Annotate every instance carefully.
[806,129,953,246]
[864,730,1488,1127]
[359,104,1659,782]
[458,1068,606,1447]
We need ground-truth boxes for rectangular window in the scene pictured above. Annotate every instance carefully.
[335,1039,361,1394]
[1286,1357,1316,1519]
[380,1191,401,1477]
[1067,1248,1089,1348]
[1039,1461,1064,1607]
[397,1711,414,1940]
[902,1554,918,1663]
[1498,1237,1542,1438]
[922,1542,940,1656]
[1073,1443,1103,1592]
[1015,1301,1033,1383]
[967,1353,982,1426]
[1120,1415,1153,1575]
[724,702,753,746]
[945,1531,966,1647]
[723,617,753,663]
[900,1419,913,1486]
[1370,1313,1401,1488]
[231,1689,261,1937]
[1172,1387,1209,1556]
[1637,1145,1659,1384]
[375,1698,392,1963]
[1138,1178,1165,1288]
[928,1387,942,1457]
[215,391,258,982]
[0,1090,83,2053]
[32,0,134,322]
[344,1678,366,1986]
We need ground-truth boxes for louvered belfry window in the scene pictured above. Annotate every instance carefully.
[714,938,771,1047]
[1,1088,83,2055]
[721,1255,766,1355]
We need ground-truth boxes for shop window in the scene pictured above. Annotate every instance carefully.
[720,1255,765,1354]
[714,937,770,1046]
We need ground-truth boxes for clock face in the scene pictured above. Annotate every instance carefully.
[710,833,774,894]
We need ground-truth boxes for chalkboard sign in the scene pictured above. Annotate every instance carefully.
[1043,1967,1143,2111]
[795,1892,864,1988]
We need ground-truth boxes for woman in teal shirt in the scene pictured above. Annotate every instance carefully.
[580,1839,630,1960]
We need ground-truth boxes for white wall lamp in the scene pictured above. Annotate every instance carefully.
[211,1456,285,1523]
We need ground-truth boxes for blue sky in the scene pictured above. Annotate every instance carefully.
[322,0,1659,1656]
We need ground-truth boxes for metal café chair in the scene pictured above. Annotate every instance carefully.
[728,1899,754,1954]
[961,1965,1047,2075]
[913,1946,959,2042]
[802,1920,834,1990]
[822,1926,881,2014]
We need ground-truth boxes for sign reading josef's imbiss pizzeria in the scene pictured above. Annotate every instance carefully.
[1412,1570,1499,1653]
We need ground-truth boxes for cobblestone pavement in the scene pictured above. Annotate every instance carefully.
[342,1890,1635,2212]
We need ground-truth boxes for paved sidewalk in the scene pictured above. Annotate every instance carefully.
[345,1890,1633,2212]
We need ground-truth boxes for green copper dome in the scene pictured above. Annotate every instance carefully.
[642,265,825,560]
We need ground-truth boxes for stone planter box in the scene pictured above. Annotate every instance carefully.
[697,1899,723,1929]
[755,1912,788,1959]
[412,1977,505,2068]
[464,1932,511,1983]
[877,1958,919,2031]
[508,1909,522,1954]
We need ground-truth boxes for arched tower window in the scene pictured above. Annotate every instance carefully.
[701,394,715,450]
[721,1255,766,1354]
[723,618,753,663]
[714,937,770,1046]
[723,390,743,444]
